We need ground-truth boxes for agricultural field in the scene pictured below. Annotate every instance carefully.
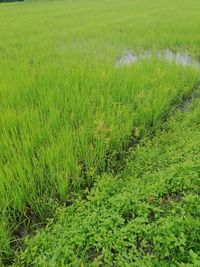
[0,0,200,265]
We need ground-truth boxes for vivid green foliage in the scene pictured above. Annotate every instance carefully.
[14,98,200,267]
[1,0,200,265]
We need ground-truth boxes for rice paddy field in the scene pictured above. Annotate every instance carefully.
[0,0,200,265]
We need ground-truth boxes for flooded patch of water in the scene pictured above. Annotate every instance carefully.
[116,52,138,66]
[116,50,200,69]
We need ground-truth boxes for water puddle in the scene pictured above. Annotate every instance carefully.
[116,52,139,66]
[116,50,200,69]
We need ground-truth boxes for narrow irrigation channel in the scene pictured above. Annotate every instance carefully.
[113,49,200,171]
[106,81,200,177]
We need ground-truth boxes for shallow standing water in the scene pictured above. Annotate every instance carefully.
[116,50,200,69]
